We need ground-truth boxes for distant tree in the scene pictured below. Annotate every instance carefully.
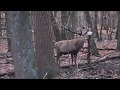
[116,11,120,51]
[68,11,78,39]
[4,11,11,52]
[115,12,119,40]
[50,11,61,42]
[61,11,69,40]
[84,11,100,56]
[99,11,104,41]
[0,11,1,37]
[94,11,100,41]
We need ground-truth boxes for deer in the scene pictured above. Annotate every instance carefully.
[54,26,88,67]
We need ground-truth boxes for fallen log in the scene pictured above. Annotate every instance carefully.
[82,47,116,50]
[60,55,120,69]
[0,72,15,77]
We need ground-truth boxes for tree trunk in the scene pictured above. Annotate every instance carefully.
[100,11,103,41]
[7,11,39,79]
[50,11,61,42]
[94,11,100,41]
[70,11,78,38]
[115,12,119,39]
[4,11,11,52]
[115,28,118,39]
[0,12,1,37]
[84,11,100,56]
[61,11,68,40]
[116,11,120,51]
[33,11,59,79]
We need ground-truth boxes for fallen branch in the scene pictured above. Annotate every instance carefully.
[0,52,12,59]
[0,37,9,39]
[0,72,15,77]
[60,55,120,69]
[82,47,116,50]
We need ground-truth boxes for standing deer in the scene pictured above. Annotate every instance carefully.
[54,27,87,67]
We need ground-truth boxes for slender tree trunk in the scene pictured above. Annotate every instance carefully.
[7,11,39,79]
[116,11,120,51]
[115,28,118,39]
[67,11,78,39]
[0,12,1,37]
[115,12,119,39]
[61,11,68,40]
[94,11,100,41]
[4,11,11,52]
[100,11,103,41]
[50,11,61,42]
[84,11,100,56]
[34,11,59,79]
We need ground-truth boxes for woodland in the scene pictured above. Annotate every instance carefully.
[0,11,120,79]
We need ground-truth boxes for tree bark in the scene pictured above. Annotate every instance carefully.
[116,11,120,51]
[94,11,100,41]
[7,11,39,79]
[4,11,11,52]
[67,11,78,39]
[50,11,61,42]
[84,11,100,56]
[100,11,103,41]
[61,11,69,40]
[34,11,59,79]
[0,11,1,37]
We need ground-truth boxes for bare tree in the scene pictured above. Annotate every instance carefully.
[33,11,59,79]
[61,11,69,40]
[94,11,100,41]
[99,11,104,41]
[0,11,1,37]
[116,11,120,51]
[4,11,11,52]
[67,11,78,39]
[50,11,61,42]
[115,12,119,39]
[7,11,39,79]
[84,11,100,56]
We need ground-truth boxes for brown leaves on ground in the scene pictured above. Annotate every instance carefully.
[55,39,120,79]
[0,38,120,79]
[0,39,14,79]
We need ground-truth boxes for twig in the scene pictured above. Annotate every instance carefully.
[82,47,116,50]
[0,72,15,77]
[43,72,48,79]
[60,54,120,69]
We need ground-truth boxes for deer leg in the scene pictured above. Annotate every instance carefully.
[74,54,77,67]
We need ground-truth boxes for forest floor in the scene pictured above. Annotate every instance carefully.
[1,36,120,79]
[55,39,120,79]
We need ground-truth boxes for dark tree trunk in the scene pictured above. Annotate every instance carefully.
[0,12,1,37]
[61,11,69,40]
[115,28,118,39]
[67,11,78,39]
[100,11,103,41]
[7,11,39,79]
[116,11,120,51]
[4,11,11,52]
[50,11,61,42]
[115,12,119,40]
[84,11,100,56]
[70,11,78,38]
[94,11,100,41]
[34,11,59,79]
